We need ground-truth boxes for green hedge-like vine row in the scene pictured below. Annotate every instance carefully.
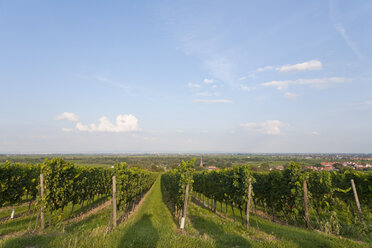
[0,161,40,207]
[0,159,157,216]
[161,159,194,213]
[193,162,371,236]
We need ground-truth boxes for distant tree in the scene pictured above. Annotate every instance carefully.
[261,162,270,171]
[170,163,179,170]
[333,163,343,170]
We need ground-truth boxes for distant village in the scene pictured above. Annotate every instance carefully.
[304,162,372,171]
[199,157,372,172]
[268,161,372,172]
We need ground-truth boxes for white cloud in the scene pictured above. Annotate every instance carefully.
[62,128,73,132]
[262,77,348,90]
[278,60,322,72]
[194,99,232,104]
[203,78,214,84]
[188,82,201,88]
[239,72,256,81]
[240,85,255,91]
[253,60,322,74]
[312,131,319,135]
[196,92,211,96]
[75,114,141,133]
[55,112,80,122]
[75,122,89,131]
[284,92,299,99]
[212,85,217,88]
[241,120,289,135]
[257,66,275,72]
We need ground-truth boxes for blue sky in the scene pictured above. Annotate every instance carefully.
[1,0,371,153]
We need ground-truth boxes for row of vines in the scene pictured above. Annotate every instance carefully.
[161,159,194,228]
[192,162,371,238]
[0,158,157,228]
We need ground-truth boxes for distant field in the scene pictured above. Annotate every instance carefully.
[2,153,369,171]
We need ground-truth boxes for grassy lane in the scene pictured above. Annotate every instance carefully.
[98,176,211,248]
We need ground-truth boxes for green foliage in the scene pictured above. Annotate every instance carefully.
[193,164,253,211]
[114,162,157,210]
[161,158,195,211]
[0,161,40,207]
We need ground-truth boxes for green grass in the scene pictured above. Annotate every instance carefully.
[1,178,370,248]
[193,194,370,248]
[0,195,109,238]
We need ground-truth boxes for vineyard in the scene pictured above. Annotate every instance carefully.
[0,158,156,231]
[0,158,371,247]
[162,161,371,241]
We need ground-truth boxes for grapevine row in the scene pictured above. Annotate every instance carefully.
[0,158,157,227]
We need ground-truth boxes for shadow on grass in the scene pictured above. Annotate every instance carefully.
[1,207,109,248]
[189,212,252,248]
[196,195,350,248]
[0,232,57,248]
[250,215,337,248]
[191,197,227,220]
[118,214,159,248]
[0,215,34,236]
[159,177,180,227]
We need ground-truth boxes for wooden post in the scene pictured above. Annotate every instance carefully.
[351,179,364,223]
[246,177,252,228]
[40,174,45,230]
[34,209,41,232]
[303,180,310,229]
[112,176,117,228]
[180,183,189,229]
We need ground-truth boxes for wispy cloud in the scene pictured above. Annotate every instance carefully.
[330,0,363,59]
[194,99,232,104]
[239,85,256,91]
[188,82,201,88]
[204,57,235,85]
[241,120,289,135]
[350,100,372,107]
[55,112,80,122]
[262,77,349,90]
[97,76,129,90]
[257,66,275,72]
[203,78,214,84]
[258,60,322,73]
[278,60,322,72]
[62,128,73,132]
[312,131,319,135]
[284,92,299,100]
[240,60,323,82]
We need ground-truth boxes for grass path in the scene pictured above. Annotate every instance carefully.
[98,176,211,247]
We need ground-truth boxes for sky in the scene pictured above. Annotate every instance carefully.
[1,0,372,153]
